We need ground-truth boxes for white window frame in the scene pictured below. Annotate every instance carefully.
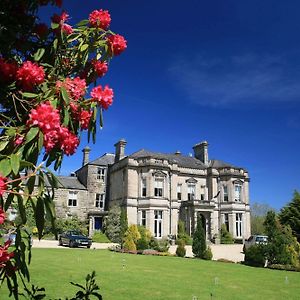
[187,183,196,200]
[141,210,146,227]
[223,185,229,202]
[177,184,182,200]
[141,178,147,197]
[224,213,229,231]
[95,193,105,209]
[97,167,106,181]
[236,213,242,237]
[154,178,164,197]
[234,184,242,202]
[154,210,163,238]
[68,191,77,207]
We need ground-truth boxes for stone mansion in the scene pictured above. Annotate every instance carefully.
[53,139,251,241]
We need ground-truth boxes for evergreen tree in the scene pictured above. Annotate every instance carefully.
[279,190,300,241]
[119,207,128,242]
[104,206,121,243]
[220,224,234,244]
[192,215,206,258]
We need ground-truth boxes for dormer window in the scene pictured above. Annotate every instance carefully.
[97,167,105,181]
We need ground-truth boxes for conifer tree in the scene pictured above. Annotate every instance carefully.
[192,215,206,258]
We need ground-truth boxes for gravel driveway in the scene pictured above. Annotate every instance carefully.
[33,240,244,262]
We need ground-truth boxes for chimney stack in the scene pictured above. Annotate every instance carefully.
[193,141,209,165]
[114,139,127,162]
[82,146,90,166]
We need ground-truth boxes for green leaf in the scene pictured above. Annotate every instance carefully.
[35,197,45,240]
[25,127,39,143]
[33,48,45,62]
[22,92,38,98]
[60,86,70,104]
[76,19,89,27]
[99,107,103,128]
[51,22,60,29]
[80,44,89,52]
[4,193,14,210]
[53,39,58,51]
[17,194,27,224]
[0,140,9,152]
[96,53,102,60]
[10,153,20,175]
[0,158,11,176]
[6,128,16,137]
[63,107,70,126]
[27,174,36,194]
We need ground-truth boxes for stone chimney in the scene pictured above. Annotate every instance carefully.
[174,150,181,155]
[114,139,127,162]
[193,141,209,165]
[82,146,90,166]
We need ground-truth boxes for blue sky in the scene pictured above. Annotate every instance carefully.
[40,0,300,210]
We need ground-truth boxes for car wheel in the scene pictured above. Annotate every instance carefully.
[87,245,91,249]
[69,240,75,248]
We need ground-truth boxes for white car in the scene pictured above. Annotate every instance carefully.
[243,235,268,252]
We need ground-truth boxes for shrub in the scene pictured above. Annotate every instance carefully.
[92,231,111,243]
[176,239,186,257]
[136,237,149,250]
[244,244,267,267]
[124,224,141,244]
[103,206,122,243]
[177,220,192,245]
[203,246,213,260]
[149,237,170,252]
[268,264,300,272]
[220,224,234,244]
[192,215,206,258]
[123,236,136,251]
[55,216,88,236]
[137,225,152,243]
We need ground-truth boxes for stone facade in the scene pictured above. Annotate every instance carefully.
[54,140,251,241]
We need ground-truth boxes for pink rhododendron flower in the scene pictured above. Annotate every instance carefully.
[51,11,73,35]
[89,9,111,30]
[14,135,24,146]
[92,60,108,78]
[0,207,6,224]
[0,240,14,268]
[91,85,114,110]
[0,59,18,83]
[79,110,93,130]
[107,34,127,56]
[16,61,45,91]
[58,127,79,155]
[0,176,8,197]
[56,77,86,101]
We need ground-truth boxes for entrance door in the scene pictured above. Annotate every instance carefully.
[94,217,102,230]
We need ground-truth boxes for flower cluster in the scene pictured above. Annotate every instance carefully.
[27,102,79,155]
[0,241,14,268]
[16,61,45,91]
[91,85,114,110]
[0,207,6,224]
[92,60,108,78]
[0,176,7,198]
[52,11,73,35]
[0,59,18,83]
[107,34,127,56]
[56,77,87,101]
[69,103,93,130]
[89,9,111,30]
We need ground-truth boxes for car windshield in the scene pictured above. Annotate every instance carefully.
[70,231,82,236]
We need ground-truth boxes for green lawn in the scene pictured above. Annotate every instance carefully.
[1,248,300,300]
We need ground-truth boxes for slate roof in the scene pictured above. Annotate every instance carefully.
[209,159,240,169]
[130,149,207,169]
[88,153,115,166]
[57,176,87,190]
